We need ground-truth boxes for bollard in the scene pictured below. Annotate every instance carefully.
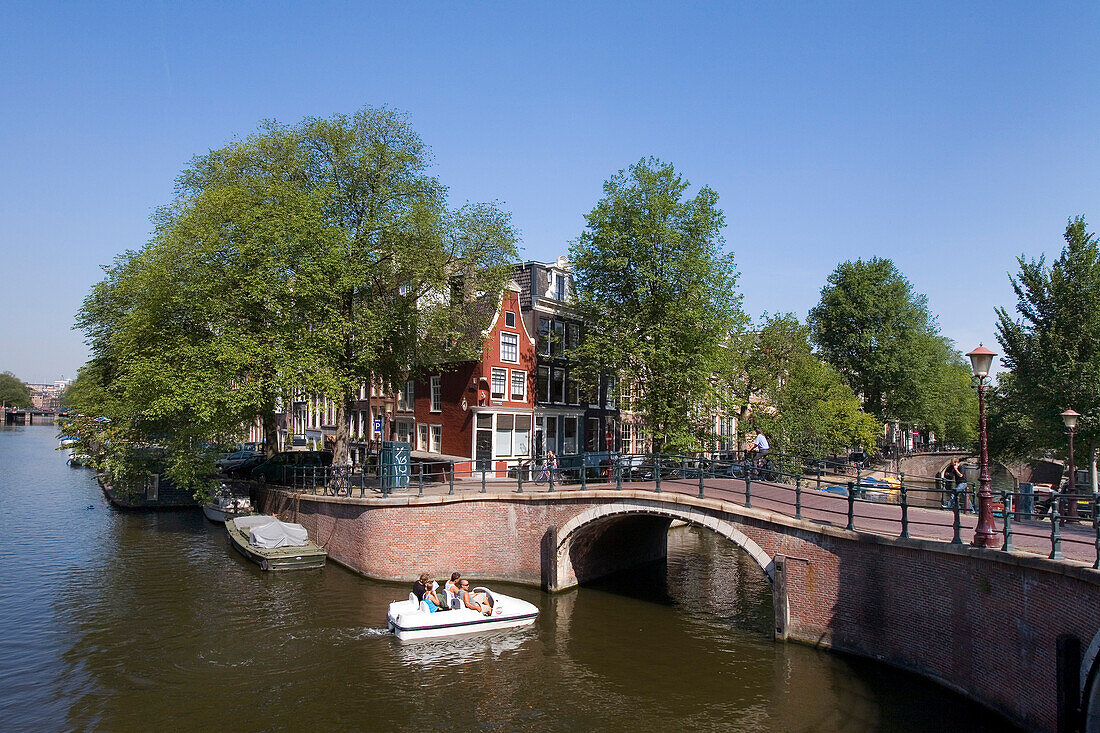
[951,487,963,544]
[654,453,661,493]
[1001,491,1014,552]
[517,463,523,494]
[448,461,455,495]
[900,480,909,539]
[1050,491,1063,559]
[615,461,622,491]
[745,468,752,508]
[580,460,587,491]
[795,475,802,520]
[481,465,487,494]
[847,482,855,530]
[548,463,555,492]
[698,467,705,499]
[418,466,424,498]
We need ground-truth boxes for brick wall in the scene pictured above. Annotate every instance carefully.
[255,486,1100,731]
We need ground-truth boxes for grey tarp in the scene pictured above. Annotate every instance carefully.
[233,516,310,549]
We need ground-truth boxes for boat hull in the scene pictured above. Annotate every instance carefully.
[387,591,538,641]
[203,504,251,523]
[225,519,326,571]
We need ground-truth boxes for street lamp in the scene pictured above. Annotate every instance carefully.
[967,344,998,548]
[1061,409,1080,521]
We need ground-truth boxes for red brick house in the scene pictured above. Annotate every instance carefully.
[413,282,536,473]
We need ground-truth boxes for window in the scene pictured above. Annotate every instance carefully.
[510,370,526,401]
[555,272,565,300]
[505,311,515,327]
[604,375,617,409]
[566,374,579,405]
[514,415,531,456]
[551,368,565,403]
[566,323,580,351]
[563,416,577,454]
[430,424,442,453]
[430,376,442,412]
[398,380,414,411]
[500,332,519,363]
[552,321,564,357]
[537,366,549,403]
[396,420,414,445]
[418,424,429,451]
[539,318,551,356]
[491,368,507,400]
[495,414,514,456]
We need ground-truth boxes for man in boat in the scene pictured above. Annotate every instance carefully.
[412,573,429,602]
[458,579,491,615]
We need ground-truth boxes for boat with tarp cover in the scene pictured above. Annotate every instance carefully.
[225,515,326,571]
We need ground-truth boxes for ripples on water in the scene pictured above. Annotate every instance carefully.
[0,426,1011,731]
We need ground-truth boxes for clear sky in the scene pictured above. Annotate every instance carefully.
[2,1,1098,383]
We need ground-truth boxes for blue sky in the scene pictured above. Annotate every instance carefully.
[2,1,1098,382]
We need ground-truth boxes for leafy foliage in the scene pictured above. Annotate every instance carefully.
[808,257,976,442]
[993,216,1100,459]
[570,158,747,451]
[0,372,32,409]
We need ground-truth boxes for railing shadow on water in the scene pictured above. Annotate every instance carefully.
[266,450,1100,569]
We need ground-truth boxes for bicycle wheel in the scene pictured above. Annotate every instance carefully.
[534,468,548,485]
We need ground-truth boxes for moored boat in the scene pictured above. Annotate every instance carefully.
[225,515,326,571]
[203,494,253,523]
[387,587,538,641]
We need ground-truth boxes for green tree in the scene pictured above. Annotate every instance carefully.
[0,372,32,408]
[570,158,747,452]
[743,314,879,457]
[808,257,976,440]
[994,216,1100,466]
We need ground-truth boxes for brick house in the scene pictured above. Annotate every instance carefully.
[412,281,536,472]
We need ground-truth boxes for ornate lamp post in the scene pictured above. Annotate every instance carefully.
[1061,409,1080,522]
[967,344,998,548]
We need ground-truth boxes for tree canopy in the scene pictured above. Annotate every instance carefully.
[808,257,976,442]
[740,314,880,457]
[73,106,519,494]
[569,158,747,452]
[993,216,1100,459]
[0,372,32,409]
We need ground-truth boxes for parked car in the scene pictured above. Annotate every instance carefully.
[216,450,264,475]
[251,451,333,485]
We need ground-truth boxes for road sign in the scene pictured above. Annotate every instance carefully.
[373,418,382,433]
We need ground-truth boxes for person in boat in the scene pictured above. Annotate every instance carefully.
[413,573,429,602]
[445,572,462,597]
[458,579,491,615]
[422,581,443,613]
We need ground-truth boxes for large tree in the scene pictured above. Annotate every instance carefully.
[808,257,976,439]
[0,372,32,408]
[570,158,747,452]
[994,216,1100,469]
[739,314,880,457]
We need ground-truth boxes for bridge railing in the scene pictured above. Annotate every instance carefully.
[267,451,1100,568]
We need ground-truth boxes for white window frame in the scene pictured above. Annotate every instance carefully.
[430,424,442,453]
[510,369,526,402]
[430,376,442,412]
[490,367,507,400]
[500,332,519,364]
[505,311,516,327]
[417,423,429,452]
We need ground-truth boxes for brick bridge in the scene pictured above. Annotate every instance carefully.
[256,481,1100,732]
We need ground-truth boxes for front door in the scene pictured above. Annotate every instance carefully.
[475,413,493,472]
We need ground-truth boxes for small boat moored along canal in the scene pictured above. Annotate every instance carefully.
[387,587,539,641]
[202,492,253,523]
[225,515,326,571]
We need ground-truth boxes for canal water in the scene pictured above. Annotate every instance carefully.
[0,425,1012,731]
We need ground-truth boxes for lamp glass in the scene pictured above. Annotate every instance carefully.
[967,345,996,378]
[1062,409,1080,430]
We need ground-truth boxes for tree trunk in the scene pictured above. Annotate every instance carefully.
[334,390,354,465]
[261,408,279,458]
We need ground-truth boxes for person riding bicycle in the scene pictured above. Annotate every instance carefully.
[749,431,769,465]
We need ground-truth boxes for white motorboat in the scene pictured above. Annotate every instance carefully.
[203,494,253,523]
[387,587,539,641]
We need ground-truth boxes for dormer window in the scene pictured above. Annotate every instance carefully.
[505,311,515,328]
[555,273,565,301]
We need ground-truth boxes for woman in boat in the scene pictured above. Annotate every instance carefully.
[423,581,443,613]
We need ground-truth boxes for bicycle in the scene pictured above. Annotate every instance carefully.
[532,458,558,485]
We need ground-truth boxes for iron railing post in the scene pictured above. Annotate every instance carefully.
[448,461,455,495]
[1001,491,1014,552]
[744,467,752,508]
[417,465,424,498]
[654,452,661,493]
[1050,491,1063,559]
[481,464,487,494]
[795,475,802,520]
[698,463,705,499]
[900,476,909,539]
[517,461,523,493]
[580,453,587,490]
[951,486,963,544]
[615,460,622,491]
[548,462,555,492]
[847,482,855,530]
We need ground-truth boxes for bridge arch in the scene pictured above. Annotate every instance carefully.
[553,500,774,584]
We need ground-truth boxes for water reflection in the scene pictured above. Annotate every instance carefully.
[0,426,1014,731]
